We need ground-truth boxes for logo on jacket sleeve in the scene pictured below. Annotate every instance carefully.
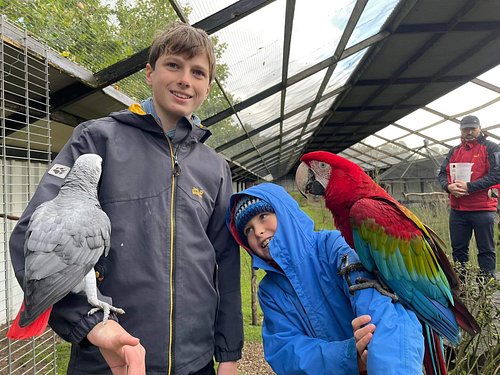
[192,187,204,198]
[48,164,71,179]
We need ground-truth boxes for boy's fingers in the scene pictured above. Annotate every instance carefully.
[356,332,372,353]
[118,333,140,347]
[361,350,368,363]
[352,315,371,330]
[123,343,146,375]
[354,323,375,341]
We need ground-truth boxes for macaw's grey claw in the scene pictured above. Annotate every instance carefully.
[349,277,399,302]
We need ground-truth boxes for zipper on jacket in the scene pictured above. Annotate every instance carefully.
[165,135,181,375]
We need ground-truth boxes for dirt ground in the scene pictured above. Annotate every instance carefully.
[238,342,275,375]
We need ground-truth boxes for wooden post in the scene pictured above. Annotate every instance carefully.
[251,268,259,326]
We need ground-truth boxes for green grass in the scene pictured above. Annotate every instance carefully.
[56,339,70,375]
[240,253,265,343]
[289,191,335,231]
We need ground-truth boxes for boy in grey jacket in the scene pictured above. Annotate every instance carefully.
[9,22,243,375]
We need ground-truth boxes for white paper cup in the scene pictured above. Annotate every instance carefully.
[450,162,473,182]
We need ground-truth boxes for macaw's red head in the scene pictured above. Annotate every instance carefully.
[295,151,385,210]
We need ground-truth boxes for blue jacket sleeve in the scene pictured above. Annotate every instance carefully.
[258,284,359,375]
[335,247,424,375]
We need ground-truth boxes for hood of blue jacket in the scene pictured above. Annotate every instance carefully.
[227,183,316,273]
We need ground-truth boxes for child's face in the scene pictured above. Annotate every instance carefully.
[243,212,277,261]
[146,52,211,128]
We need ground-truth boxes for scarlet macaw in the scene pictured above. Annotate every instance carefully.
[295,151,480,375]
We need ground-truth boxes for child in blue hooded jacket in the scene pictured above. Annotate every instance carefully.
[227,183,424,375]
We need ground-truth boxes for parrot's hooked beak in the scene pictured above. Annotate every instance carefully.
[295,162,325,198]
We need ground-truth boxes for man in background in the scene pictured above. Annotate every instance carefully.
[438,115,500,280]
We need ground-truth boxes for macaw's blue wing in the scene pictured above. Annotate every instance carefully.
[349,197,461,345]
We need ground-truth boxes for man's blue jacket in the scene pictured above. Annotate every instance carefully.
[228,183,424,375]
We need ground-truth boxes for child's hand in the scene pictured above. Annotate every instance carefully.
[352,315,375,371]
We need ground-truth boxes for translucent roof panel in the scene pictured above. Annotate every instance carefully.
[179,0,239,24]
[395,133,430,149]
[234,149,259,163]
[288,0,354,77]
[426,82,498,115]
[477,64,500,87]
[312,95,338,119]
[324,49,367,96]
[341,148,362,159]
[352,143,387,160]
[487,127,500,138]
[467,99,500,127]
[213,1,285,102]
[260,123,281,139]
[361,135,386,148]
[375,125,409,140]
[380,156,404,165]
[417,120,460,143]
[237,91,281,130]
[395,109,444,131]
[204,117,245,149]
[285,69,327,114]
[220,139,254,159]
[282,128,304,143]
[355,153,380,163]
[346,0,400,48]
[283,109,309,133]
[258,140,281,155]
[303,119,322,135]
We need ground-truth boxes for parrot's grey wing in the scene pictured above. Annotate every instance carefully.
[21,198,111,326]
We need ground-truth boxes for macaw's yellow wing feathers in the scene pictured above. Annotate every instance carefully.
[351,198,462,343]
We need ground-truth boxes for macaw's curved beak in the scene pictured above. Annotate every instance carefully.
[295,162,325,198]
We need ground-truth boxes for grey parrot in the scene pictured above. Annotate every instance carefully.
[7,153,124,340]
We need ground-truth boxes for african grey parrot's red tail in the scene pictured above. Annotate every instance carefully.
[7,303,52,339]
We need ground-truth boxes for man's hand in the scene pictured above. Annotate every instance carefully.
[217,361,238,375]
[352,315,375,372]
[87,320,146,375]
[448,180,469,198]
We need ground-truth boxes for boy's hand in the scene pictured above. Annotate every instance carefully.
[87,320,146,375]
[217,361,238,375]
[352,315,375,371]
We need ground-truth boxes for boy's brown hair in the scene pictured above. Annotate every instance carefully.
[149,22,216,83]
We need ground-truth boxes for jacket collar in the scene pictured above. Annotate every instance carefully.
[109,103,212,144]
[461,133,485,148]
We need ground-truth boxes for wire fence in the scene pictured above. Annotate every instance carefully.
[0,15,57,374]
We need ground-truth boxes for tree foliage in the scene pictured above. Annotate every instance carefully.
[0,0,257,153]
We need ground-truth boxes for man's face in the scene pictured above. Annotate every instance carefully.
[461,126,481,142]
[145,52,211,129]
[243,212,277,261]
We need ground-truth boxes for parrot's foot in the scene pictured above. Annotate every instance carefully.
[338,255,366,290]
[349,277,399,302]
[88,301,125,324]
